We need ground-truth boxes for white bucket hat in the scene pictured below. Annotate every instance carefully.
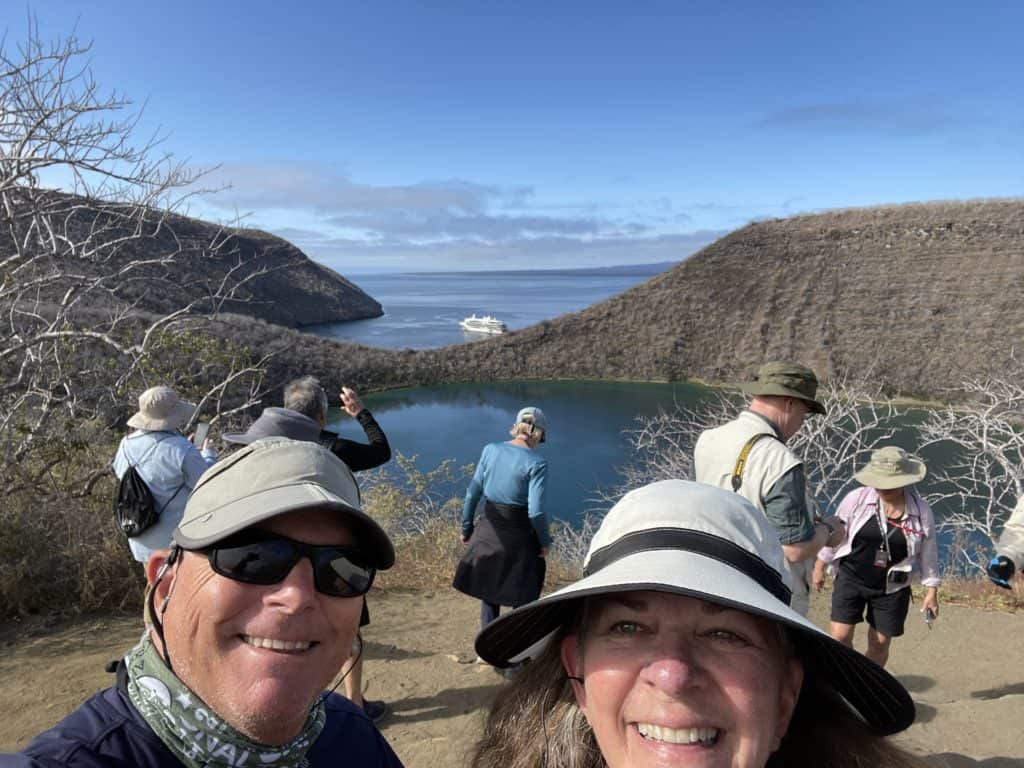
[126,386,196,432]
[853,446,927,490]
[475,479,915,735]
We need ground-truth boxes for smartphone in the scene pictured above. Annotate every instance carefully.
[192,422,211,446]
[924,607,936,627]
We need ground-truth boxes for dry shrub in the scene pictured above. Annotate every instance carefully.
[934,576,1024,612]
[0,435,144,617]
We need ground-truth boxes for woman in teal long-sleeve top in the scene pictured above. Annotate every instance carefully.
[454,407,551,631]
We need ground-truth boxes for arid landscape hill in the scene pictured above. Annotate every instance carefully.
[228,199,1024,399]
[5,190,382,327]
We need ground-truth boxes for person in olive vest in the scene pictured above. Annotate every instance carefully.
[694,361,844,615]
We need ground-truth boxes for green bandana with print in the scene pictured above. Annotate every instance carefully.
[125,635,326,768]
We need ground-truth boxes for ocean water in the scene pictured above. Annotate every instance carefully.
[304,266,667,349]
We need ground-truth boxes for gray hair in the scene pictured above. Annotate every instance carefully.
[282,376,329,421]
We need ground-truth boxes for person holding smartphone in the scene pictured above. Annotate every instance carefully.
[111,386,218,566]
[988,496,1024,588]
[813,446,941,668]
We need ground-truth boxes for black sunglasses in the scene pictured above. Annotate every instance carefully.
[202,531,376,598]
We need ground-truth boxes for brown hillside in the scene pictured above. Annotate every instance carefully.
[210,200,1024,399]
[418,199,1024,396]
[4,190,383,327]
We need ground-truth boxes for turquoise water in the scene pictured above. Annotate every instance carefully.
[326,380,978,566]
[326,380,715,525]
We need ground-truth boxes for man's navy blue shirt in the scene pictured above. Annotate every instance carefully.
[1,687,403,767]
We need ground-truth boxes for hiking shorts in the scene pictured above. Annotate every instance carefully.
[831,573,912,638]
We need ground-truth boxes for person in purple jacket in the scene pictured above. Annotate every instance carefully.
[6,438,403,768]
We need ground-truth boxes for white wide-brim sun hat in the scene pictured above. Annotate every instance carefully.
[475,480,915,736]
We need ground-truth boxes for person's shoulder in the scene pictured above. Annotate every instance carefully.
[311,694,400,765]
[15,687,169,766]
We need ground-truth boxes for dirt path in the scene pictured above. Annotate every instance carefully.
[1,588,1022,766]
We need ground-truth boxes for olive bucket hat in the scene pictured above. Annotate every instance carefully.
[740,361,827,415]
[853,446,927,490]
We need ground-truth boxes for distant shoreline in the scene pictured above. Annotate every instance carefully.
[347,261,676,279]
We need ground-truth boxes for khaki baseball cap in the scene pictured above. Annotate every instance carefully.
[740,361,827,415]
[174,437,395,569]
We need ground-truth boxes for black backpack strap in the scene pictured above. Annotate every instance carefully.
[156,479,187,517]
[731,433,778,492]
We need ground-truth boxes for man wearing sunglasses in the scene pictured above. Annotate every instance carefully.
[9,438,403,768]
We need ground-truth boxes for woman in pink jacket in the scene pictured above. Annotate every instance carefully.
[813,446,941,668]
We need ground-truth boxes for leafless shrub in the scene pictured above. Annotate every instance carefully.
[918,364,1024,574]
[0,22,280,616]
[608,374,900,514]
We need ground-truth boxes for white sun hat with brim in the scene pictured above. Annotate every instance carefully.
[853,446,927,490]
[126,385,196,432]
[474,479,915,736]
[174,437,395,570]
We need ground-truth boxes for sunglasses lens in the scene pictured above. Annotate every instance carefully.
[212,538,296,584]
[316,551,375,597]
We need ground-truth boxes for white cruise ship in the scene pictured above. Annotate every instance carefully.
[459,314,507,335]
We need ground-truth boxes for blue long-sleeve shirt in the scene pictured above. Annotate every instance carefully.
[461,441,550,547]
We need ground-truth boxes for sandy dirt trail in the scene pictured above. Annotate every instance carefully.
[1,588,1022,767]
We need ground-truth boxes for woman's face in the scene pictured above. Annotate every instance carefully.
[561,591,802,768]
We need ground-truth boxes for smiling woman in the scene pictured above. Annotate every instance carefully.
[470,481,930,768]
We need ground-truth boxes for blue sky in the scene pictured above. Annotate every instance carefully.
[5,2,1023,272]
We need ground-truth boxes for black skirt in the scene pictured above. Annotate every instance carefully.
[453,500,546,606]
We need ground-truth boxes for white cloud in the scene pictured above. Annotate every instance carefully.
[193,163,741,270]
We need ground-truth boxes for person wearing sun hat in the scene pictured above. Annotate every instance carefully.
[813,446,940,669]
[695,361,845,616]
[11,438,402,767]
[111,385,218,565]
[469,480,925,768]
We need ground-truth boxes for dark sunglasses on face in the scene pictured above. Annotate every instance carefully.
[202,531,376,598]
